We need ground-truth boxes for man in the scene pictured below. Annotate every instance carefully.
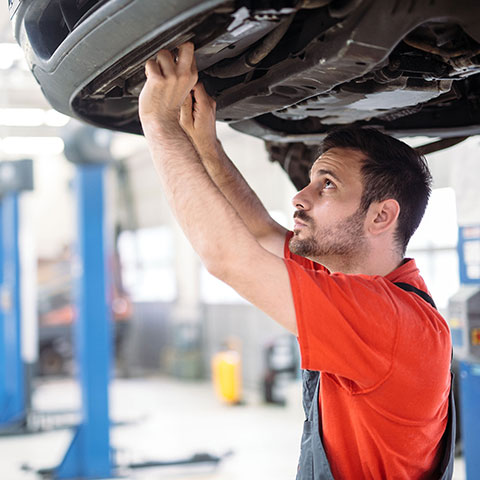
[138,43,454,479]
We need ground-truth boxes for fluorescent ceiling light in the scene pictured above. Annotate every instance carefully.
[0,108,70,127]
[0,108,44,127]
[1,137,65,155]
[44,109,70,127]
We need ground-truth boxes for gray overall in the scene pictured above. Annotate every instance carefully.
[296,283,456,480]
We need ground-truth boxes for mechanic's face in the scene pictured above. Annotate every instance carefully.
[289,147,368,266]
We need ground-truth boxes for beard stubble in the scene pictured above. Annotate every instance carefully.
[289,207,368,261]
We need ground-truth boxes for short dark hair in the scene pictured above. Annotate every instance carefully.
[321,127,432,255]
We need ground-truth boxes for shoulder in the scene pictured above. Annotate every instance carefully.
[284,258,448,332]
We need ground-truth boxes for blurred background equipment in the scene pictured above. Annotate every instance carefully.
[448,153,480,478]
[37,249,132,377]
[449,278,480,476]
[263,335,298,406]
[212,339,243,405]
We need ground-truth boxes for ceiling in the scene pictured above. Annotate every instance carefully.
[0,3,65,151]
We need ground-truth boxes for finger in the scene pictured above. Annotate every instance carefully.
[193,83,213,106]
[193,84,216,114]
[145,59,162,79]
[193,83,208,104]
[180,92,194,127]
[155,50,175,77]
[177,42,195,73]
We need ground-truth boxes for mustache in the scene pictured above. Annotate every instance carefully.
[294,210,313,224]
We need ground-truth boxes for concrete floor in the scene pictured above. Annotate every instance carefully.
[0,377,466,479]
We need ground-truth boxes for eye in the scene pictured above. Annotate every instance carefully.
[323,178,335,190]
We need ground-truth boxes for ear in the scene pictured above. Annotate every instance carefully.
[367,199,400,236]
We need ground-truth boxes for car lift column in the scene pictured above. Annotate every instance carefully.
[0,194,24,426]
[449,152,480,480]
[55,125,113,479]
[449,226,480,480]
[0,160,34,429]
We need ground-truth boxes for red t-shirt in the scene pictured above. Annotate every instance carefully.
[284,232,451,479]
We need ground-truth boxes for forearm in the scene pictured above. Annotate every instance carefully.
[144,122,297,335]
[144,123,258,270]
[195,140,288,245]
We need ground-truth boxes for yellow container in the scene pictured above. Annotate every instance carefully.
[211,350,242,404]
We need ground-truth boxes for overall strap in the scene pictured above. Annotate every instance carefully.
[394,281,455,479]
[394,282,437,310]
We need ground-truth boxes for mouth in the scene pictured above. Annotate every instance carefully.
[293,211,312,233]
[293,219,308,232]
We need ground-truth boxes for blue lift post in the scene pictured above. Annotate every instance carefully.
[0,194,24,427]
[0,160,34,431]
[55,162,113,479]
[449,225,480,479]
[50,122,225,478]
[459,362,480,478]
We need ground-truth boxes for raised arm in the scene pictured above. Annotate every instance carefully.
[179,83,288,257]
[138,44,296,335]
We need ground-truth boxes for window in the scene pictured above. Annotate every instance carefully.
[118,226,175,302]
[406,187,459,311]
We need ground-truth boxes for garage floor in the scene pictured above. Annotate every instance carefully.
[0,377,466,480]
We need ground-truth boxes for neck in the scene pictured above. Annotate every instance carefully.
[311,247,403,276]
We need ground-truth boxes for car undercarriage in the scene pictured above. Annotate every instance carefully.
[9,0,480,187]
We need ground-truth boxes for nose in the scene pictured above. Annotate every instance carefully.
[292,185,311,211]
